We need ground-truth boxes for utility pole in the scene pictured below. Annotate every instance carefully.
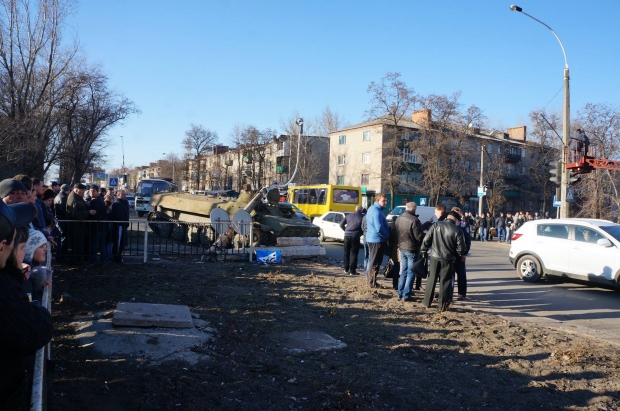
[478,144,485,216]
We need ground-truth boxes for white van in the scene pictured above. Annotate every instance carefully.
[386,205,436,226]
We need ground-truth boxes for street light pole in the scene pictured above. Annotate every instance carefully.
[478,144,485,216]
[510,5,570,218]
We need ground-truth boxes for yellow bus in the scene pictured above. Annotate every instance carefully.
[287,185,361,218]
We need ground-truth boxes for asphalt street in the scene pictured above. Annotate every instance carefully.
[322,239,620,346]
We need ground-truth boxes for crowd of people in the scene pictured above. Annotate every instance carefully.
[0,176,131,410]
[340,195,513,312]
[462,210,548,244]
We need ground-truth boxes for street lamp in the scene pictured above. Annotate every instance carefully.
[510,4,571,218]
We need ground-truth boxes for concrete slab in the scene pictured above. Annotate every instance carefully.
[71,310,216,365]
[275,331,347,354]
[113,302,194,328]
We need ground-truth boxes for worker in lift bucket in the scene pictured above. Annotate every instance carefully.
[569,129,590,163]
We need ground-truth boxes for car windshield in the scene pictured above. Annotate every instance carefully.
[137,181,169,196]
[389,207,405,216]
[598,225,620,242]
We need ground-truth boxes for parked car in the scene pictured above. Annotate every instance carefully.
[126,195,135,208]
[509,218,620,289]
[313,211,349,242]
[386,205,436,225]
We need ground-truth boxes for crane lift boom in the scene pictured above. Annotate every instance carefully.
[566,130,620,174]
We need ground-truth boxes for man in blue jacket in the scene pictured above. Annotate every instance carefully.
[339,206,364,275]
[365,193,390,288]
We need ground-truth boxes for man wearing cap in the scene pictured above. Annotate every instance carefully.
[50,181,60,194]
[88,184,108,263]
[0,200,53,410]
[66,183,96,263]
[0,178,29,205]
[420,210,466,312]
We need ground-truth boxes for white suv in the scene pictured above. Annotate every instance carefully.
[509,218,620,289]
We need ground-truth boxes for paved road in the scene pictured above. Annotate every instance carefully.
[322,239,620,346]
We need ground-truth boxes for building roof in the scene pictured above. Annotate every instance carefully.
[332,115,424,134]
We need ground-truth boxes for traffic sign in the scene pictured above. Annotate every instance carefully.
[419,198,427,206]
[477,186,485,197]
[553,195,561,207]
[109,178,118,187]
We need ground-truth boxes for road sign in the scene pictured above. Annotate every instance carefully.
[93,172,107,179]
[565,187,574,203]
[109,178,118,187]
[553,195,561,207]
[477,186,485,197]
[419,198,427,206]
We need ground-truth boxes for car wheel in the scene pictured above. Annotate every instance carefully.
[318,229,325,242]
[517,255,543,282]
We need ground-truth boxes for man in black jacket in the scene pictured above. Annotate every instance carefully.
[66,183,96,263]
[339,206,364,275]
[110,190,130,264]
[495,212,506,242]
[0,200,52,411]
[89,185,109,263]
[420,211,465,312]
[395,202,424,301]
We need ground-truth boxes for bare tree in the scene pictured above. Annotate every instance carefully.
[526,109,563,214]
[183,124,218,188]
[183,124,218,158]
[57,66,139,183]
[0,0,79,178]
[314,106,349,137]
[365,72,417,204]
[572,103,620,220]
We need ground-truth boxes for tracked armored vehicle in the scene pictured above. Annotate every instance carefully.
[147,187,321,249]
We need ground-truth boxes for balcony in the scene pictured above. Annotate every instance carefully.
[505,151,521,163]
[276,165,289,174]
[275,148,290,157]
[503,171,523,181]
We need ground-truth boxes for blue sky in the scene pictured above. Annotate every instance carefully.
[67,0,620,172]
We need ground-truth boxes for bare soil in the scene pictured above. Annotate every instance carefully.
[50,257,620,410]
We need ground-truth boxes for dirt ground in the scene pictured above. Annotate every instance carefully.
[50,256,620,411]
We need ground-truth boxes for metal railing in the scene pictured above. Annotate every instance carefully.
[52,219,254,263]
[30,244,53,411]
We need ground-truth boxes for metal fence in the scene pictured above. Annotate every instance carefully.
[53,219,254,263]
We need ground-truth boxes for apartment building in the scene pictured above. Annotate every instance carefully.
[330,110,556,214]
[185,135,329,192]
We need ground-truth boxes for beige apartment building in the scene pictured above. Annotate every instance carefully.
[330,110,556,214]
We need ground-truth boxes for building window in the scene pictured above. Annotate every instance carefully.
[487,144,493,153]
[339,135,346,145]
[337,175,345,185]
[337,155,346,166]
[402,148,420,163]
[521,148,526,157]
[476,161,481,170]
[497,145,501,153]
[465,160,471,169]
[362,152,370,164]
[363,130,371,141]
[361,174,369,185]
[521,166,526,174]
